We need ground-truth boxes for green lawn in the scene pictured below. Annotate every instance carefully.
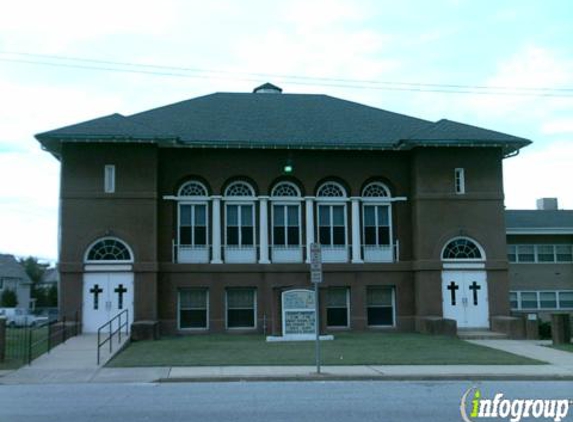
[551,343,573,353]
[1,327,49,370]
[108,333,543,367]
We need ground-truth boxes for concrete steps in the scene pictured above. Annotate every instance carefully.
[457,330,508,340]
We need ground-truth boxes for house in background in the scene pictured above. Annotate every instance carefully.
[506,198,573,319]
[38,267,59,290]
[36,83,532,336]
[0,254,32,309]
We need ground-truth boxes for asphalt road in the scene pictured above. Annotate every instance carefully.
[1,381,572,422]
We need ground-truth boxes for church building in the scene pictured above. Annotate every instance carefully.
[36,83,532,336]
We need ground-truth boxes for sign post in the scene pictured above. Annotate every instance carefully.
[310,242,322,374]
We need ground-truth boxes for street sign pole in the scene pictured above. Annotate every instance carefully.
[310,243,322,374]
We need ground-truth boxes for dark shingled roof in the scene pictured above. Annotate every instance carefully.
[0,254,32,284]
[505,210,573,233]
[36,85,532,157]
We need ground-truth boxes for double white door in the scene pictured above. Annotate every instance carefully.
[82,272,134,333]
[442,271,489,328]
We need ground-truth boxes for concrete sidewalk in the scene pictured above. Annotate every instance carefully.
[1,337,573,384]
[0,333,129,384]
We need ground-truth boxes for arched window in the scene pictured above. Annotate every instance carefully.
[271,183,302,261]
[176,180,209,263]
[85,237,133,262]
[225,181,255,197]
[316,182,348,262]
[224,181,256,262]
[317,182,346,198]
[271,182,300,197]
[362,182,390,198]
[361,182,393,262]
[442,237,484,260]
[178,181,208,197]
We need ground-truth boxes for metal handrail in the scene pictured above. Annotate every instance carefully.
[97,309,129,365]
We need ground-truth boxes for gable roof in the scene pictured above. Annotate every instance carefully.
[0,255,32,284]
[36,84,532,157]
[505,210,573,234]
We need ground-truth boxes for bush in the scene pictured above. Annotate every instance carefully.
[539,321,552,339]
[0,289,18,307]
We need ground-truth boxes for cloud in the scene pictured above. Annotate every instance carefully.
[504,141,573,209]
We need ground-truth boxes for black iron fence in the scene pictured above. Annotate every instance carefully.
[0,311,80,369]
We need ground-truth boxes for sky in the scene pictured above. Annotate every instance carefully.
[0,0,572,262]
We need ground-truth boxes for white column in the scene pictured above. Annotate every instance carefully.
[211,196,222,264]
[351,197,363,263]
[305,197,315,263]
[258,196,270,264]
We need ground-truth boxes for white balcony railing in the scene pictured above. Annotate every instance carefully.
[177,245,210,263]
[271,246,304,263]
[172,240,400,264]
[224,245,257,263]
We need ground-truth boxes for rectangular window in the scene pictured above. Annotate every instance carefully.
[104,165,115,193]
[540,292,557,309]
[318,204,346,247]
[363,205,390,246]
[455,168,465,194]
[509,292,518,309]
[558,292,573,309]
[179,204,208,246]
[272,204,300,246]
[520,292,538,310]
[226,204,254,246]
[226,288,256,328]
[326,287,349,327]
[517,245,535,262]
[556,245,573,262]
[507,245,517,262]
[179,289,208,329]
[537,245,555,262]
[366,287,394,326]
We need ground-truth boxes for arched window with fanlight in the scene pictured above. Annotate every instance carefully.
[224,181,257,263]
[442,237,485,261]
[85,237,133,263]
[176,181,210,263]
[316,181,349,263]
[271,182,303,263]
[361,182,394,262]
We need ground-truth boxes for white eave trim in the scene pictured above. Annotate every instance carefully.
[506,228,573,235]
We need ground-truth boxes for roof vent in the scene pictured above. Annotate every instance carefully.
[253,83,282,94]
[536,198,558,210]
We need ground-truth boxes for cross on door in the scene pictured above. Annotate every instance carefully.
[469,281,481,306]
[447,281,459,306]
[90,284,103,310]
[114,284,128,310]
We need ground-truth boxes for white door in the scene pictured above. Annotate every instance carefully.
[442,271,489,328]
[83,272,134,333]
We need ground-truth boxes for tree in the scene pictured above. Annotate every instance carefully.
[47,285,58,307]
[19,257,48,284]
[0,289,18,307]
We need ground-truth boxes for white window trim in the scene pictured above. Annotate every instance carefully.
[224,202,257,248]
[104,164,115,193]
[508,244,573,264]
[455,168,465,194]
[361,203,393,247]
[271,202,302,247]
[366,286,396,328]
[178,201,210,247]
[225,288,257,330]
[178,288,209,331]
[271,181,301,197]
[510,290,573,311]
[326,287,350,329]
[84,236,134,264]
[316,202,348,248]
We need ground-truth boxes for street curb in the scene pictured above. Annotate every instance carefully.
[157,374,573,383]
